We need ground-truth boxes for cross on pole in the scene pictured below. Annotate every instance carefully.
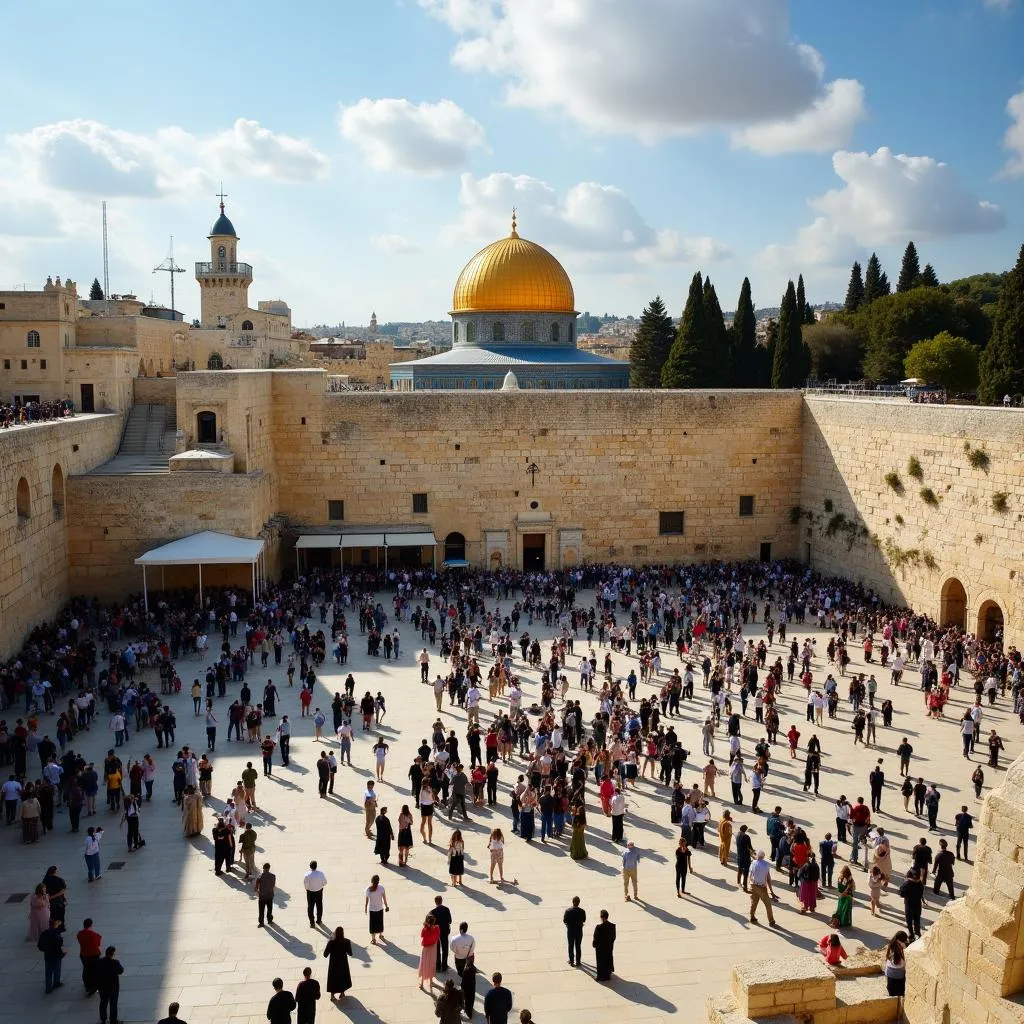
[527,462,539,487]
[216,184,229,211]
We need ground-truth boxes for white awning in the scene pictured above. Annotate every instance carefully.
[341,533,386,549]
[134,530,265,566]
[295,534,342,550]
[385,532,437,547]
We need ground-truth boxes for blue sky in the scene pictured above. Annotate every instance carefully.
[0,0,1021,324]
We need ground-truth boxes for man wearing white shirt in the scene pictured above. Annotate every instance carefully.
[450,922,475,977]
[303,860,327,927]
[336,720,353,765]
[2,775,22,825]
[466,686,481,727]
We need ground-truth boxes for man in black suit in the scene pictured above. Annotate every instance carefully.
[267,977,297,1024]
[432,895,453,972]
[593,910,616,982]
[563,896,586,967]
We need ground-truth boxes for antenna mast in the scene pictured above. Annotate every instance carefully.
[101,201,110,299]
[152,237,185,314]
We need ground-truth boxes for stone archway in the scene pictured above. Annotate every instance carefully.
[978,599,1005,644]
[444,532,466,563]
[940,577,967,630]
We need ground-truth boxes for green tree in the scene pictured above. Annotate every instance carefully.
[759,319,777,387]
[702,277,731,385]
[861,287,989,382]
[729,277,758,386]
[89,278,104,300]
[919,263,939,288]
[629,295,675,387]
[661,272,712,388]
[864,253,885,305]
[943,271,1005,321]
[978,245,1024,404]
[844,261,864,312]
[897,241,921,292]
[772,281,804,388]
[797,274,807,325]
[904,332,979,391]
[804,322,864,382]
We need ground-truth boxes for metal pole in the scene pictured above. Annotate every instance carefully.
[252,561,256,600]
[142,565,148,614]
[199,563,203,605]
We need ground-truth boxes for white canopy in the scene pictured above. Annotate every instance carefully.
[340,531,437,548]
[295,534,343,550]
[134,531,266,612]
[341,533,385,549]
[135,531,265,566]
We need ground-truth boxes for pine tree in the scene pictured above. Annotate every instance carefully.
[772,281,803,388]
[661,272,711,388]
[89,278,104,300]
[897,242,921,292]
[729,277,757,387]
[863,253,883,305]
[797,273,815,323]
[703,277,731,385]
[919,263,939,288]
[978,244,1024,404]
[629,295,675,388]
[878,271,891,297]
[844,262,864,312]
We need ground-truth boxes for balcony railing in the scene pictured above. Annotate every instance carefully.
[195,261,253,278]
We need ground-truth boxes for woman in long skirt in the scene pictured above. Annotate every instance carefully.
[19,792,41,844]
[26,885,50,941]
[798,852,820,913]
[323,925,353,999]
[569,804,588,860]
[418,913,441,991]
[834,866,855,928]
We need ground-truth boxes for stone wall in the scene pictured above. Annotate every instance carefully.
[134,376,178,411]
[0,413,124,658]
[801,396,1024,649]
[265,382,804,568]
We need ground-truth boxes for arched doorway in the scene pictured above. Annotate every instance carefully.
[940,577,967,630]
[16,477,30,520]
[489,551,503,571]
[51,464,65,519]
[196,411,217,444]
[978,600,1004,644]
[444,532,466,563]
[207,352,224,370]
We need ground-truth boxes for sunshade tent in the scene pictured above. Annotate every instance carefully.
[134,530,266,610]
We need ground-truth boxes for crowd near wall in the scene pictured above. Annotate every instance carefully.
[800,395,1024,650]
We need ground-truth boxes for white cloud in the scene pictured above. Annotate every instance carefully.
[999,89,1024,178]
[370,233,421,254]
[759,147,1005,269]
[6,118,329,199]
[420,0,865,149]
[338,98,485,174]
[730,79,867,155]
[445,171,730,265]
[983,0,1013,9]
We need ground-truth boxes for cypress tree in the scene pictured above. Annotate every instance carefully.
[897,241,921,292]
[703,277,731,385]
[89,278,104,300]
[772,281,802,388]
[844,262,864,312]
[920,263,939,288]
[730,277,757,386]
[863,253,883,305]
[661,272,711,388]
[760,319,778,388]
[629,295,675,387]
[978,244,1024,404]
[797,275,807,325]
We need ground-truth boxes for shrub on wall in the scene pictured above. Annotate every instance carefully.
[964,442,990,472]
[907,456,923,480]
[884,471,904,493]
[920,487,939,506]
[992,492,1010,513]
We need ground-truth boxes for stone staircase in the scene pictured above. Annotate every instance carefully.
[89,404,176,475]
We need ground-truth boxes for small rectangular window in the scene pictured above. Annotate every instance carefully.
[327,500,344,521]
[739,495,755,517]
[412,493,428,514]
[40,359,47,370]
[3,360,9,370]
[659,511,684,535]
[21,360,27,370]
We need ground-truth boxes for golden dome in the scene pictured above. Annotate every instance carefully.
[451,215,575,314]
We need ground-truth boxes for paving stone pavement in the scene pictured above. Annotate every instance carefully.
[0,592,1012,1023]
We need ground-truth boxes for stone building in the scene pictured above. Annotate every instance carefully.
[390,215,630,391]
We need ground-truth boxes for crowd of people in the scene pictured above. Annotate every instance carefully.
[0,398,74,428]
[0,557,1019,1022]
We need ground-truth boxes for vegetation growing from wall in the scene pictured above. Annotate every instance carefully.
[920,487,939,507]
[964,442,990,471]
[992,492,1010,513]
[907,456,923,480]
[885,471,903,493]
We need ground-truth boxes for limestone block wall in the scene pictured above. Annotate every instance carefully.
[66,470,277,600]
[801,396,1024,649]
[270,383,804,569]
[0,413,124,658]
[133,376,177,411]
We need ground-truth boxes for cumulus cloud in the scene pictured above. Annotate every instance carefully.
[420,0,865,149]
[6,118,329,199]
[730,79,867,155]
[370,233,421,254]
[999,89,1024,178]
[445,171,729,265]
[759,146,1005,269]
[338,98,485,174]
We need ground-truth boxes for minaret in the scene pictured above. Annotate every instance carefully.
[195,189,253,326]
[370,311,378,335]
